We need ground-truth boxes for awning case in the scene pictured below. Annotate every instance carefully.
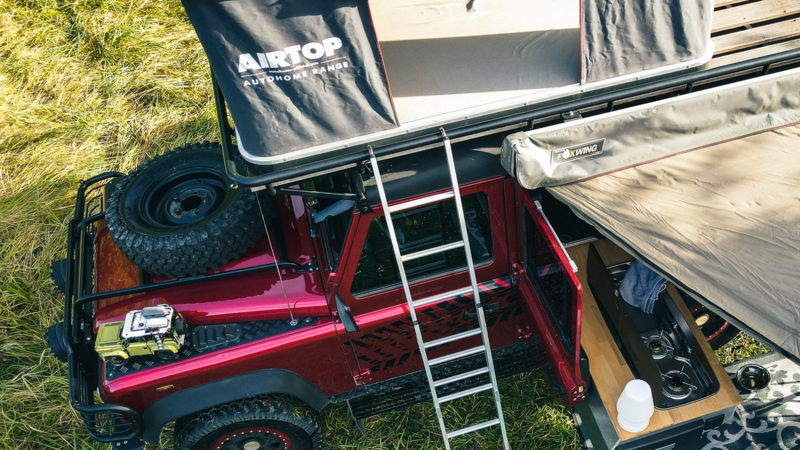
[503,67,800,358]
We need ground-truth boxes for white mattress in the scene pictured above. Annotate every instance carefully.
[370,0,580,123]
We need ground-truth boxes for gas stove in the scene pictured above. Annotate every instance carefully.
[599,262,720,410]
[575,244,737,450]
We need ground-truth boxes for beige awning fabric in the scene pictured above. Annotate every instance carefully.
[548,123,800,358]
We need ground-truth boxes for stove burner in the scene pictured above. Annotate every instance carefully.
[644,335,673,360]
[662,370,696,400]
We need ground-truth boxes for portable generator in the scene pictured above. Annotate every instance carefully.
[96,304,188,366]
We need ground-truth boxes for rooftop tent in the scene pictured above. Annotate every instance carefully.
[581,0,713,83]
[500,67,800,359]
[180,0,398,163]
[182,0,713,166]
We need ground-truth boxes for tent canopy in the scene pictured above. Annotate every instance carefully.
[181,0,713,166]
[502,67,800,358]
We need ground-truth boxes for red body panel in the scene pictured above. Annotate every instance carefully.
[96,195,352,412]
[515,186,587,406]
[330,179,520,383]
[94,176,586,416]
[103,321,353,414]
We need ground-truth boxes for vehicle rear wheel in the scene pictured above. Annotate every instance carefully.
[174,395,322,450]
[681,294,740,350]
[105,142,271,278]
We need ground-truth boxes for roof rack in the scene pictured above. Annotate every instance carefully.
[215,47,800,190]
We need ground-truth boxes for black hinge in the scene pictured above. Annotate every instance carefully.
[511,263,524,284]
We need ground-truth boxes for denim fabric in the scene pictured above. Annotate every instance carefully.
[619,260,666,314]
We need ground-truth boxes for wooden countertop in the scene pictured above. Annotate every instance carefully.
[570,240,742,441]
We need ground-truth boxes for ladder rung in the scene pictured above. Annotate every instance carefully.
[434,367,490,388]
[424,328,482,349]
[413,286,473,308]
[447,418,501,439]
[402,241,464,263]
[388,191,455,214]
[438,383,494,403]
[428,345,485,366]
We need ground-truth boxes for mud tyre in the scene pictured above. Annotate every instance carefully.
[106,142,271,278]
[174,395,322,450]
[682,295,740,350]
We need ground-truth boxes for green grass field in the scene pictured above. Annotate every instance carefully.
[0,1,770,449]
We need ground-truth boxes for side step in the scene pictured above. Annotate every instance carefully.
[389,191,455,213]
[448,419,501,439]
[429,346,486,366]
[401,241,464,263]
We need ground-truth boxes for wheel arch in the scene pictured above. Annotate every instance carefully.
[141,369,329,444]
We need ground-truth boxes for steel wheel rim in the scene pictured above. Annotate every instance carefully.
[137,165,229,229]
[212,427,292,450]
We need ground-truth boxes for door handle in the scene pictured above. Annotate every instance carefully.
[465,302,500,318]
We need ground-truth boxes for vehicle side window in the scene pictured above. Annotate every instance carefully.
[351,193,493,295]
[523,206,575,352]
[320,209,352,269]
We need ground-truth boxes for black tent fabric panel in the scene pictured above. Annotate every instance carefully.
[581,0,712,83]
[182,0,398,162]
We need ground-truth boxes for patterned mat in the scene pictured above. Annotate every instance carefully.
[698,352,800,450]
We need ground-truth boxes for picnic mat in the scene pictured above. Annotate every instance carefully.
[697,352,800,450]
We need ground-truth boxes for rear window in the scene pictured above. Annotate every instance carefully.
[351,193,493,295]
[523,207,575,352]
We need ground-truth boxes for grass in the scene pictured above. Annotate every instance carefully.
[0,1,772,449]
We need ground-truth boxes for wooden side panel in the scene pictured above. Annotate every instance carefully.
[712,0,800,32]
[710,0,800,67]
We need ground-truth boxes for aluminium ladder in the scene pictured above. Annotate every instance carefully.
[367,129,510,450]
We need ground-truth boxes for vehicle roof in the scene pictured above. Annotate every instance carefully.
[364,131,508,207]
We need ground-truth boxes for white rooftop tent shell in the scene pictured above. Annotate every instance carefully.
[181,0,714,166]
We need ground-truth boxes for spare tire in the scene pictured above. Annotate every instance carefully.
[105,142,270,278]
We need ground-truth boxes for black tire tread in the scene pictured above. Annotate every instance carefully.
[106,142,271,278]
[709,325,741,351]
[173,395,322,450]
[681,294,741,350]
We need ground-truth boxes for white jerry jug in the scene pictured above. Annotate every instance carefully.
[616,379,655,433]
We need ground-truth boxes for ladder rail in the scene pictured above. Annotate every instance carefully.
[367,130,511,449]
[368,146,452,450]
[442,129,511,450]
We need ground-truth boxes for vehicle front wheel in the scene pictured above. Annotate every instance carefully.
[174,395,322,450]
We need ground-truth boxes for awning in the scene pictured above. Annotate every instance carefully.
[504,68,800,358]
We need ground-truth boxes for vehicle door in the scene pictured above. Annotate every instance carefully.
[514,184,587,405]
[331,179,520,385]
